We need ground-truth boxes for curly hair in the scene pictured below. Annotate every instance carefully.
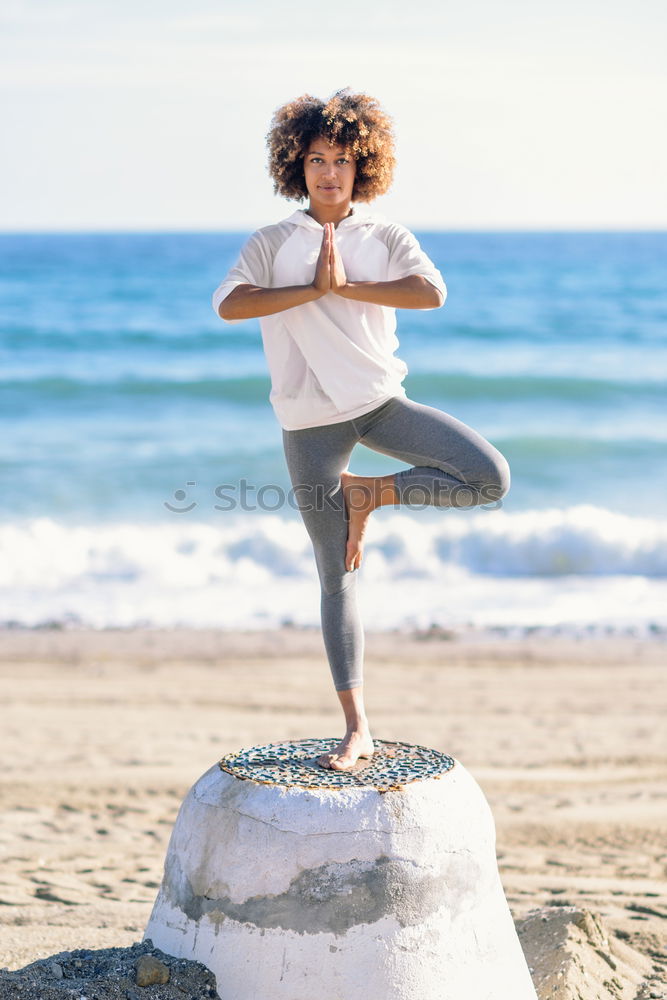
[266,89,396,203]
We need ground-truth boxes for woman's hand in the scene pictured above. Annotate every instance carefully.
[312,224,332,294]
[312,223,348,295]
[329,224,347,292]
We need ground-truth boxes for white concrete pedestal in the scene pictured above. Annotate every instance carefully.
[145,739,537,1000]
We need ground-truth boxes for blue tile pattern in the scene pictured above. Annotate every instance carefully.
[219,738,455,792]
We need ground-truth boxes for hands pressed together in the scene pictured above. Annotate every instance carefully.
[312,223,348,296]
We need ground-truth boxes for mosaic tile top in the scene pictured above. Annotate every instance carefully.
[219,738,455,792]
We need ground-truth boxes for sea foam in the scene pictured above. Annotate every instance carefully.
[1,505,666,633]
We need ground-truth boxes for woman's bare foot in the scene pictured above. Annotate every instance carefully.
[340,470,398,572]
[317,686,374,770]
[317,727,375,770]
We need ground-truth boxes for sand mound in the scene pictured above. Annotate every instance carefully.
[517,905,663,1000]
[0,940,216,999]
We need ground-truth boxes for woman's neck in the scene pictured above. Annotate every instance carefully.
[305,202,354,227]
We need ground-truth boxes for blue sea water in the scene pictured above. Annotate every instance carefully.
[1,230,666,632]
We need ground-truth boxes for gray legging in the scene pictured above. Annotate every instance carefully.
[282,395,511,691]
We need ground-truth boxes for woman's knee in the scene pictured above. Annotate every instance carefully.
[480,448,511,503]
[440,444,510,506]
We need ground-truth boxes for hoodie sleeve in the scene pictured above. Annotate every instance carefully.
[212,231,272,321]
[384,223,447,305]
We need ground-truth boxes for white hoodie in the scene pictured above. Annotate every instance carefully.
[212,208,446,431]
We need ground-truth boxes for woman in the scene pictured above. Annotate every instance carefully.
[213,90,510,771]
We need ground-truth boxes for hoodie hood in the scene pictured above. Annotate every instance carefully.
[285,207,387,231]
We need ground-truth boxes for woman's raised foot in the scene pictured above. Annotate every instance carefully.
[340,471,375,572]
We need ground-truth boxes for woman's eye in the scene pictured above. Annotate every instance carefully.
[308,157,349,165]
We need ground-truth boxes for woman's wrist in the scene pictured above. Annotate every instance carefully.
[332,281,356,299]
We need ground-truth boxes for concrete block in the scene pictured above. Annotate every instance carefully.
[145,738,537,1000]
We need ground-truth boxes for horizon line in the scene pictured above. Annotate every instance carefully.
[1,226,667,236]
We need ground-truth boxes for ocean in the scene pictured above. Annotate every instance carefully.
[1,230,666,634]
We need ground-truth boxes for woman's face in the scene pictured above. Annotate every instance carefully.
[303,137,356,209]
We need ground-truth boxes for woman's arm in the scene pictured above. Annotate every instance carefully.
[335,274,444,310]
[218,282,324,320]
[219,273,442,319]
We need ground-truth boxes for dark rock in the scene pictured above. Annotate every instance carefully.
[135,954,169,987]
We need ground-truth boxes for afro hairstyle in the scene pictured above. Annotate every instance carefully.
[266,89,396,203]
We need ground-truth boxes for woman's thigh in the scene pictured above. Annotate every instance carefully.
[358,396,510,499]
[282,421,358,590]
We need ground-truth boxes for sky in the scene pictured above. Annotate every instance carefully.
[1,0,665,230]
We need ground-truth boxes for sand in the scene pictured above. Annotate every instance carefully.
[0,627,665,998]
